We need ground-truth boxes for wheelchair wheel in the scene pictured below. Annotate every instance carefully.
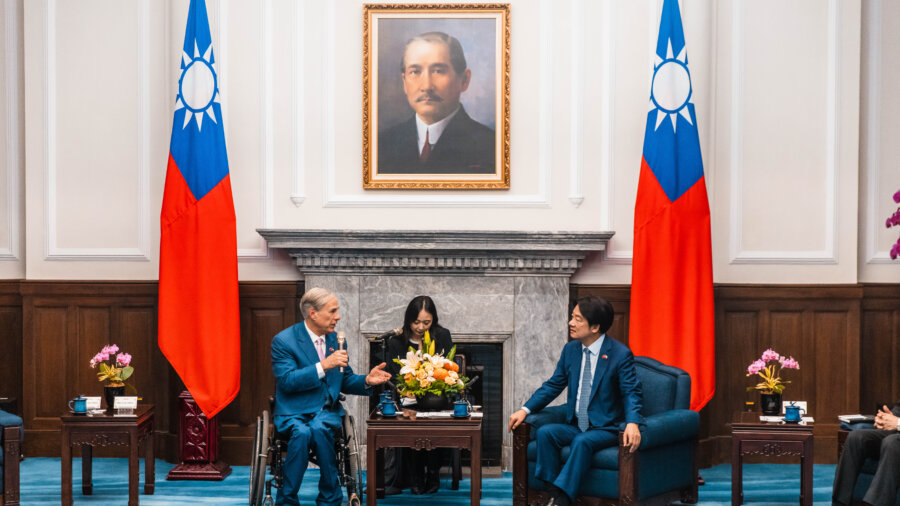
[342,414,364,506]
[249,410,271,506]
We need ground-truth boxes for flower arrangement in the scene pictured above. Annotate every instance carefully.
[90,344,134,387]
[746,348,799,394]
[886,189,900,259]
[394,331,469,398]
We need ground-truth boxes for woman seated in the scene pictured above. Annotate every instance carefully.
[384,295,452,495]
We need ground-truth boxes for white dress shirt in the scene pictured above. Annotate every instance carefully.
[415,106,461,154]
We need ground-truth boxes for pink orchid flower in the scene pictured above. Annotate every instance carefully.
[761,349,780,362]
[747,359,766,375]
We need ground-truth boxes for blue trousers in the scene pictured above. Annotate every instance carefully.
[274,409,343,506]
[535,423,619,500]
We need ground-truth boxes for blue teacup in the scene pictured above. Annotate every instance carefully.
[69,396,87,414]
[784,402,805,423]
[453,400,471,418]
[381,400,397,417]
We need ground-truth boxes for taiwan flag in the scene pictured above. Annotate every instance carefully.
[629,0,714,411]
[159,0,240,419]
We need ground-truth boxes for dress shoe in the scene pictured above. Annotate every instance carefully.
[546,485,571,506]
[424,467,440,493]
[410,485,425,495]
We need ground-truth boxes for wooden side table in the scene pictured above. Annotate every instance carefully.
[60,404,155,506]
[366,414,482,505]
[730,411,814,506]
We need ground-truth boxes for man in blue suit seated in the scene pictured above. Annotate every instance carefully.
[508,295,644,506]
[272,287,392,506]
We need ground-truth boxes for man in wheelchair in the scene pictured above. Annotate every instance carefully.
[270,287,392,506]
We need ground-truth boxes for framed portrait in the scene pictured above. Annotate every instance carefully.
[363,4,510,190]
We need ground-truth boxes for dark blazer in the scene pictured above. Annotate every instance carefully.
[524,336,644,431]
[385,326,453,378]
[271,323,370,420]
[377,106,495,174]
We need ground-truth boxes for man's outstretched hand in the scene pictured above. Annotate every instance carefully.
[365,362,392,386]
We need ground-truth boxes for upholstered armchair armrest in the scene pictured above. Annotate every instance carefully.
[524,405,568,437]
[638,409,699,451]
[0,410,21,429]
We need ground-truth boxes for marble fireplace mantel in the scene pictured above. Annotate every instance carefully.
[258,229,613,470]
[257,229,613,276]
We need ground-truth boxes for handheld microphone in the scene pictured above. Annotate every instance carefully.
[337,331,346,373]
[369,328,402,342]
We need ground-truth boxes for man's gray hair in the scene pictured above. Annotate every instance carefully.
[401,31,467,76]
[300,287,336,319]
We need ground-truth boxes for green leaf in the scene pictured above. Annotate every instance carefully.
[446,345,457,361]
[120,366,134,381]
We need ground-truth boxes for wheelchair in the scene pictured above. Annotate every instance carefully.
[250,396,364,506]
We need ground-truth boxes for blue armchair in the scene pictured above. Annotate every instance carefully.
[512,356,699,505]
[0,409,22,506]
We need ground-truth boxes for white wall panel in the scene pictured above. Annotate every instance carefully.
[51,0,147,258]
[0,0,24,278]
[712,0,860,283]
[732,0,833,260]
[859,0,900,281]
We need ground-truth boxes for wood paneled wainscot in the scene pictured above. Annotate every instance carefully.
[574,284,873,466]
[19,281,301,462]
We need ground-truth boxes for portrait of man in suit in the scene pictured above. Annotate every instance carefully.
[270,287,391,506]
[377,31,496,175]
[508,296,644,506]
[363,6,510,189]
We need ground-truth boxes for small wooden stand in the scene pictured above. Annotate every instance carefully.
[166,390,232,481]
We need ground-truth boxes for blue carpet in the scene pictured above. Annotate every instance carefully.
[16,458,838,505]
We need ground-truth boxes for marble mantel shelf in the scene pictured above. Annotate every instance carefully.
[257,229,614,275]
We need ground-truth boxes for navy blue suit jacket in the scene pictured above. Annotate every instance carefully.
[524,336,644,430]
[271,323,370,421]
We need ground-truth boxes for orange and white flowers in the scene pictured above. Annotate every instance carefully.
[394,331,468,398]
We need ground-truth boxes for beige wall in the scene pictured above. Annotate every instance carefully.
[2,0,897,283]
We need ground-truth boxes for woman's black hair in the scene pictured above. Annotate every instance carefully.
[402,295,440,342]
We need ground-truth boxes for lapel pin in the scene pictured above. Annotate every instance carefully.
[601,354,608,360]
[329,347,334,352]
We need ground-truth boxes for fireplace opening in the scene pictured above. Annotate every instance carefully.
[368,340,504,467]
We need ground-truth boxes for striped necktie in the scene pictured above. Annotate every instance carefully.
[578,348,592,431]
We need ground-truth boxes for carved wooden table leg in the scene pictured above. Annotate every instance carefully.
[61,428,72,506]
[145,427,155,494]
[81,444,93,495]
[129,428,139,505]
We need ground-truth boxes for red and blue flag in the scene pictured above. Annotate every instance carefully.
[629,0,715,411]
[159,0,240,419]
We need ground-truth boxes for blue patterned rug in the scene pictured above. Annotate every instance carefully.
[16,457,837,505]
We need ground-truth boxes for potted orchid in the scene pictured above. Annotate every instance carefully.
[90,344,134,412]
[746,349,799,415]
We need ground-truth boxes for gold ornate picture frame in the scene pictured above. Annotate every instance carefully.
[363,4,510,190]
